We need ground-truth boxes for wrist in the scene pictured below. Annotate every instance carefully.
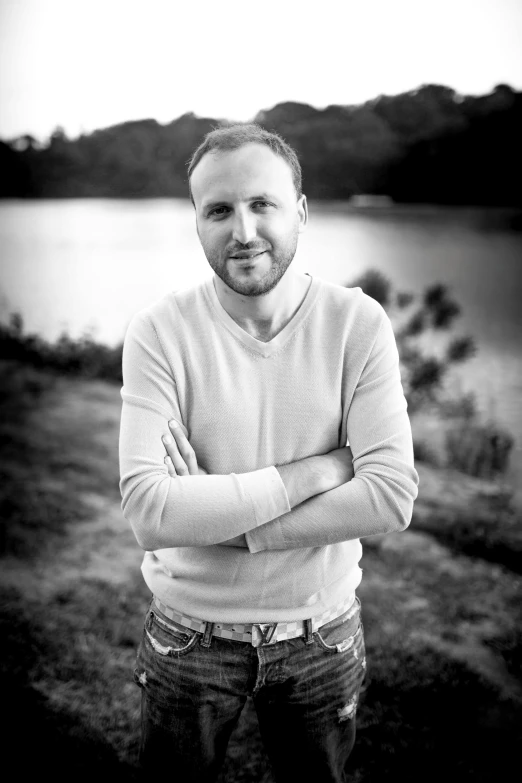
[277,455,327,508]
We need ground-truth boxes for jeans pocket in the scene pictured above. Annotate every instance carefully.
[143,609,200,657]
[315,597,363,654]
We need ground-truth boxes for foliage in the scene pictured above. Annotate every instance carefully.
[0,314,123,383]
[2,85,521,206]
[347,269,514,478]
[445,421,514,479]
[410,478,521,572]
[348,269,476,413]
[347,269,392,309]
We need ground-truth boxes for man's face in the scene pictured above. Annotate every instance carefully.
[190,143,307,297]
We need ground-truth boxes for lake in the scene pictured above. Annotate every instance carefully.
[1,199,521,479]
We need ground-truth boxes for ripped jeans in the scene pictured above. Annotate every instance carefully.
[133,596,366,783]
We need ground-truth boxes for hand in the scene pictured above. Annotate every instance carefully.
[319,446,355,493]
[162,420,208,477]
[276,445,354,509]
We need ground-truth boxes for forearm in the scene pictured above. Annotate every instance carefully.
[276,454,333,506]
[121,461,291,550]
[120,398,292,549]
[218,451,347,548]
[246,456,419,552]
[124,452,338,551]
[122,462,288,551]
[122,405,343,551]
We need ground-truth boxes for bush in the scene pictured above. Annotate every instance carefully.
[412,438,441,467]
[0,314,123,384]
[348,269,476,413]
[445,420,514,479]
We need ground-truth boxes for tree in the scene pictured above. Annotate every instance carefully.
[1,85,520,203]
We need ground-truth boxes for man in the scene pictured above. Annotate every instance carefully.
[119,124,419,782]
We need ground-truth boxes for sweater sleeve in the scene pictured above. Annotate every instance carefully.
[245,311,419,552]
[119,312,290,550]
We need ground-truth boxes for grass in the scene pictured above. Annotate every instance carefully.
[408,464,522,573]
[1,360,521,781]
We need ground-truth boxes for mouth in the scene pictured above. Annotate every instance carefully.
[229,250,266,262]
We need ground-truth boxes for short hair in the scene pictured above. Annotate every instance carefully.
[187,123,302,203]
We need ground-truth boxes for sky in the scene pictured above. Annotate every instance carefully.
[1,0,521,141]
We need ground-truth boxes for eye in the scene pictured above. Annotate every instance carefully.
[252,201,272,210]
[208,206,230,218]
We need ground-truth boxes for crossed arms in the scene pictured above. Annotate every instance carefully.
[161,420,355,547]
[119,310,419,553]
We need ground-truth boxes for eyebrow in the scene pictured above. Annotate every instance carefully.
[201,193,278,211]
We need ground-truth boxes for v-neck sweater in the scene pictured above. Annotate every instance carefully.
[119,275,419,623]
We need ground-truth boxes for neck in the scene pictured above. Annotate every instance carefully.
[213,269,312,341]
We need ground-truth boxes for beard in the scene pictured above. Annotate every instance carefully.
[202,228,300,297]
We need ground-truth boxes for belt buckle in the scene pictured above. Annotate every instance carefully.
[252,622,278,647]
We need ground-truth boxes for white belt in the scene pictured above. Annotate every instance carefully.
[152,593,358,647]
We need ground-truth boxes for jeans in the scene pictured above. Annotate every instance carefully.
[133,596,366,782]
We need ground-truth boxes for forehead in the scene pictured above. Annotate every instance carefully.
[191,143,296,207]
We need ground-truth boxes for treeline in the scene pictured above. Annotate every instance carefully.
[1,83,521,205]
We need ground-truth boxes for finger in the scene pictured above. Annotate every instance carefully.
[169,420,199,475]
[162,434,190,476]
[175,420,189,438]
[164,456,177,477]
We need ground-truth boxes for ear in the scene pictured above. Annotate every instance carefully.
[297,194,308,234]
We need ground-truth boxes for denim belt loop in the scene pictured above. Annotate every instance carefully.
[201,621,214,648]
[304,618,314,645]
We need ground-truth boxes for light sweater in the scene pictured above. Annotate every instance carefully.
[119,274,419,623]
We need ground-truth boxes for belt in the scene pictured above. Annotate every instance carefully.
[152,593,357,647]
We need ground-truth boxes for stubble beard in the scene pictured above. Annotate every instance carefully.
[204,230,300,298]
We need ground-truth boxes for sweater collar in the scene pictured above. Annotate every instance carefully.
[203,274,321,358]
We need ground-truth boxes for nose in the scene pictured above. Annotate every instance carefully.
[232,207,257,245]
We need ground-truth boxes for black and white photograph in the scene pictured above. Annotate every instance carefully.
[1,1,521,780]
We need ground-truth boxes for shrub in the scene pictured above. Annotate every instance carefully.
[445,420,514,479]
[348,269,476,413]
[412,438,441,467]
[0,314,123,384]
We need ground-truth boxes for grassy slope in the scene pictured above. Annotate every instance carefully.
[1,361,521,782]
